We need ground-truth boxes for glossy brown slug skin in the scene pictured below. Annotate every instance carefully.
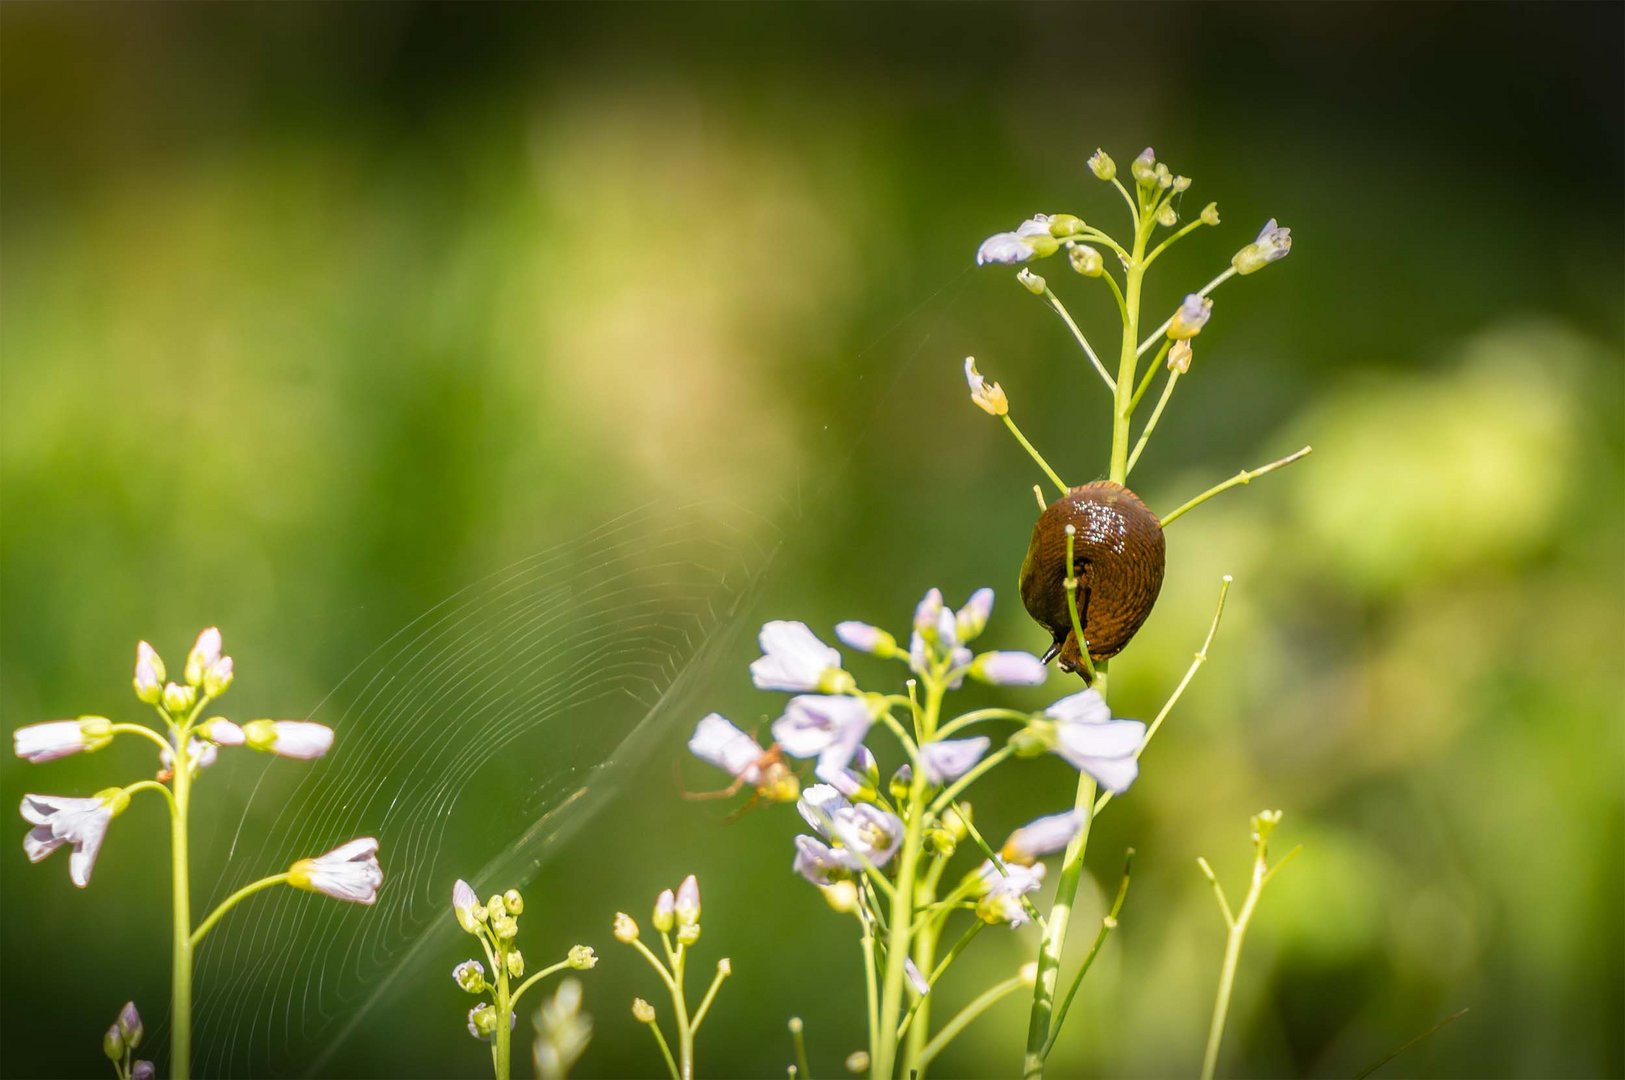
[1019,481,1166,679]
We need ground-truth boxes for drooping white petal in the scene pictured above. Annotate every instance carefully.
[688,714,766,783]
[796,784,849,836]
[975,231,1033,266]
[792,835,858,886]
[750,621,841,692]
[19,793,115,887]
[1044,688,1113,727]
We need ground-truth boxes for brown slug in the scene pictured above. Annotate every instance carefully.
[1019,481,1166,680]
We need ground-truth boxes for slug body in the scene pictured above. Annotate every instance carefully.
[1019,481,1166,680]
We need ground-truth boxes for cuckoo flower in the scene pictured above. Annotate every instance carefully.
[1044,689,1146,795]
[750,621,847,693]
[242,720,334,760]
[975,860,1047,928]
[289,837,382,904]
[13,717,113,763]
[1000,811,1084,865]
[20,789,127,888]
[919,737,991,785]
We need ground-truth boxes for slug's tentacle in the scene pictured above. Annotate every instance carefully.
[1019,481,1165,680]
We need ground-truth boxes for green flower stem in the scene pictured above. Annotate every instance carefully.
[1093,576,1231,816]
[689,962,731,1035]
[1158,446,1314,528]
[1198,845,1302,1080]
[1109,178,1139,229]
[894,921,983,1038]
[511,959,573,1008]
[122,778,177,815]
[933,708,1034,741]
[1001,416,1069,496]
[110,723,174,753]
[1138,267,1237,354]
[858,902,881,1063]
[1041,849,1134,1058]
[900,901,940,1075]
[170,728,194,1080]
[1038,286,1115,392]
[630,938,677,991]
[1097,264,1129,326]
[919,972,1031,1069]
[646,1017,681,1080]
[1128,341,1173,415]
[1142,217,1209,269]
[925,745,1015,818]
[790,1018,813,1080]
[873,677,943,1078]
[189,873,291,948]
[876,709,923,767]
[1063,527,1096,683]
[1124,369,1183,476]
[492,963,512,1080]
[670,945,695,1080]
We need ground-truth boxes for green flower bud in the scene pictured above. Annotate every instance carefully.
[468,1003,499,1040]
[1251,808,1283,846]
[1046,213,1086,237]
[487,895,507,920]
[845,1051,872,1075]
[675,923,700,947]
[1155,202,1178,227]
[80,716,114,753]
[1008,722,1055,758]
[502,889,523,915]
[1201,202,1220,226]
[506,950,525,978]
[103,1024,124,1062]
[632,999,656,1024]
[822,880,860,913]
[492,915,518,941]
[675,875,701,928]
[1068,244,1104,277]
[652,888,675,933]
[453,959,487,993]
[1154,163,1173,189]
[1017,268,1046,295]
[612,913,639,943]
[162,682,196,716]
[1173,175,1192,193]
[567,945,598,970]
[117,1002,143,1049]
[1087,148,1116,181]
[1131,148,1156,185]
[923,828,957,858]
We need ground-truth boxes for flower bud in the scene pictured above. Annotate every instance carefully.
[1168,340,1193,374]
[503,889,523,915]
[1068,244,1103,277]
[1251,808,1283,846]
[653,888,675,932]
[203,656,234,698]
[676,923,700,947]
[487,895,507,920]
[940,804,972,842]
[1087,148,1115,181]
[134,643,164,704]
[162,682,196,716]
[1167,294,1212,340]
[467,1003,498,1041]
[675,875,701,927]
[1200,202,1220,226]
[835,621,896,657]
[822,880,860,913]
[184,628,221,687]
[1232,219,1292,274]
[118,1001,143,1048]
[1008,722,1055,758]
[613,912,639,943]
[1155,202,1178,227]
[924,828,958,858]
[506,950,525,978]
[103,1024,124,1062]
[964,357,1009,417]
[453,959,487,993]
[1130,147,1156,185]
[632,999,656,1024]
[717,957,732,977]
[1173,175,1192,193]
[1154,163,1173,190]
[453,880,481,932]
[845,1051,871,1075]
[1046,213,1085,238]
[131,1062,155,1080]
[492,915,518,941]
[198,717,244,746]
[567,945,598,970]
[1016,268,1046,295]
[889,764,913,802]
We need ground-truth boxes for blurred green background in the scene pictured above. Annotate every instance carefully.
[3,3,1621,1077]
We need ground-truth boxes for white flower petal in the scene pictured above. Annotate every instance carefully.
[1044,689,1113,726]
[919,737,991,785]
[689,714,766,783]
[751,621,841,692]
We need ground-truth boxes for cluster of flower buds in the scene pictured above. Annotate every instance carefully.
[101,1001,153,1080]
[617,874,731,1079]
[452,878,595,1048]
[618,874,703,947]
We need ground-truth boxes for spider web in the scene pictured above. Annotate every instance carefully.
[175,271,971,1077]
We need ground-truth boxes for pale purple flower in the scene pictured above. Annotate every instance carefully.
[198,717,245,746]
[242,720,334,760]
[905,957,931,997]
[468,1003,512,1042]
[1001,811,1083,864]
[830,804,904,868]
[796,783,849,835]
[976,231,1034,266]
[452,959,486,993]
[913,588,946,637]
[975,860,1048,928]
[131,1062,154,1080]
[675,874,701,926]
[289,837,382,904]
[689,714,768,784]
[1044,689,1145,795]
[835,620,894,655]
[970,650,1048,687]
[750,621,843,692]
[117,1001,143,1047]
[186,627,223,681]
[772,695,872,782]
[203,655,234,697]
[955,588,995,641]
[1233,218,1293,274]
[1167,293,1213,340]
[21,792,119,887]
[919,737,991,785]
[453,878,481,931]
[792,835,857,886]
[13,718,110,763]
[133,643,164,704]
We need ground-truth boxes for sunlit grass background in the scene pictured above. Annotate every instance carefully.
[3,4,1621,1077]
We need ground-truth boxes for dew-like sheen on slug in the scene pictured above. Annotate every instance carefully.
[1019,481,1165,680]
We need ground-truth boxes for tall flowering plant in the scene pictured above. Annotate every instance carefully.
[687,147,1306,1077]
[13,629,382,1079]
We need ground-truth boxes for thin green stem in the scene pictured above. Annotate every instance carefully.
[1125,370,1182,476]
[1158,446,1313,527]
[1062,526,1096,682]
[170,734,193,1079]
[1098,265,1129,325]
[1094,576,1231,817]
[645,1017,681,1080]
[1138,267,1237,354]
[790,1018,813,1080]
[493,965,512,1080]
[1001,415,1069,496]
[121,779,176,816]
[190,873,290,949]
[1110,178,1140,230]
[1042,849,1134,1058]
[876,709,922,766]
[630,938,677,991]
[671,948,694,1080]
[934,708,1033,741]
[1128,340,1172,415]
[1142,217,1208,269]
[109,722,173,753]
[919,973,1031,1068]
[689,962,731,1034]
[511,959,573,1009]
[1039,286,1115,392]
[858,903,881,1066]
